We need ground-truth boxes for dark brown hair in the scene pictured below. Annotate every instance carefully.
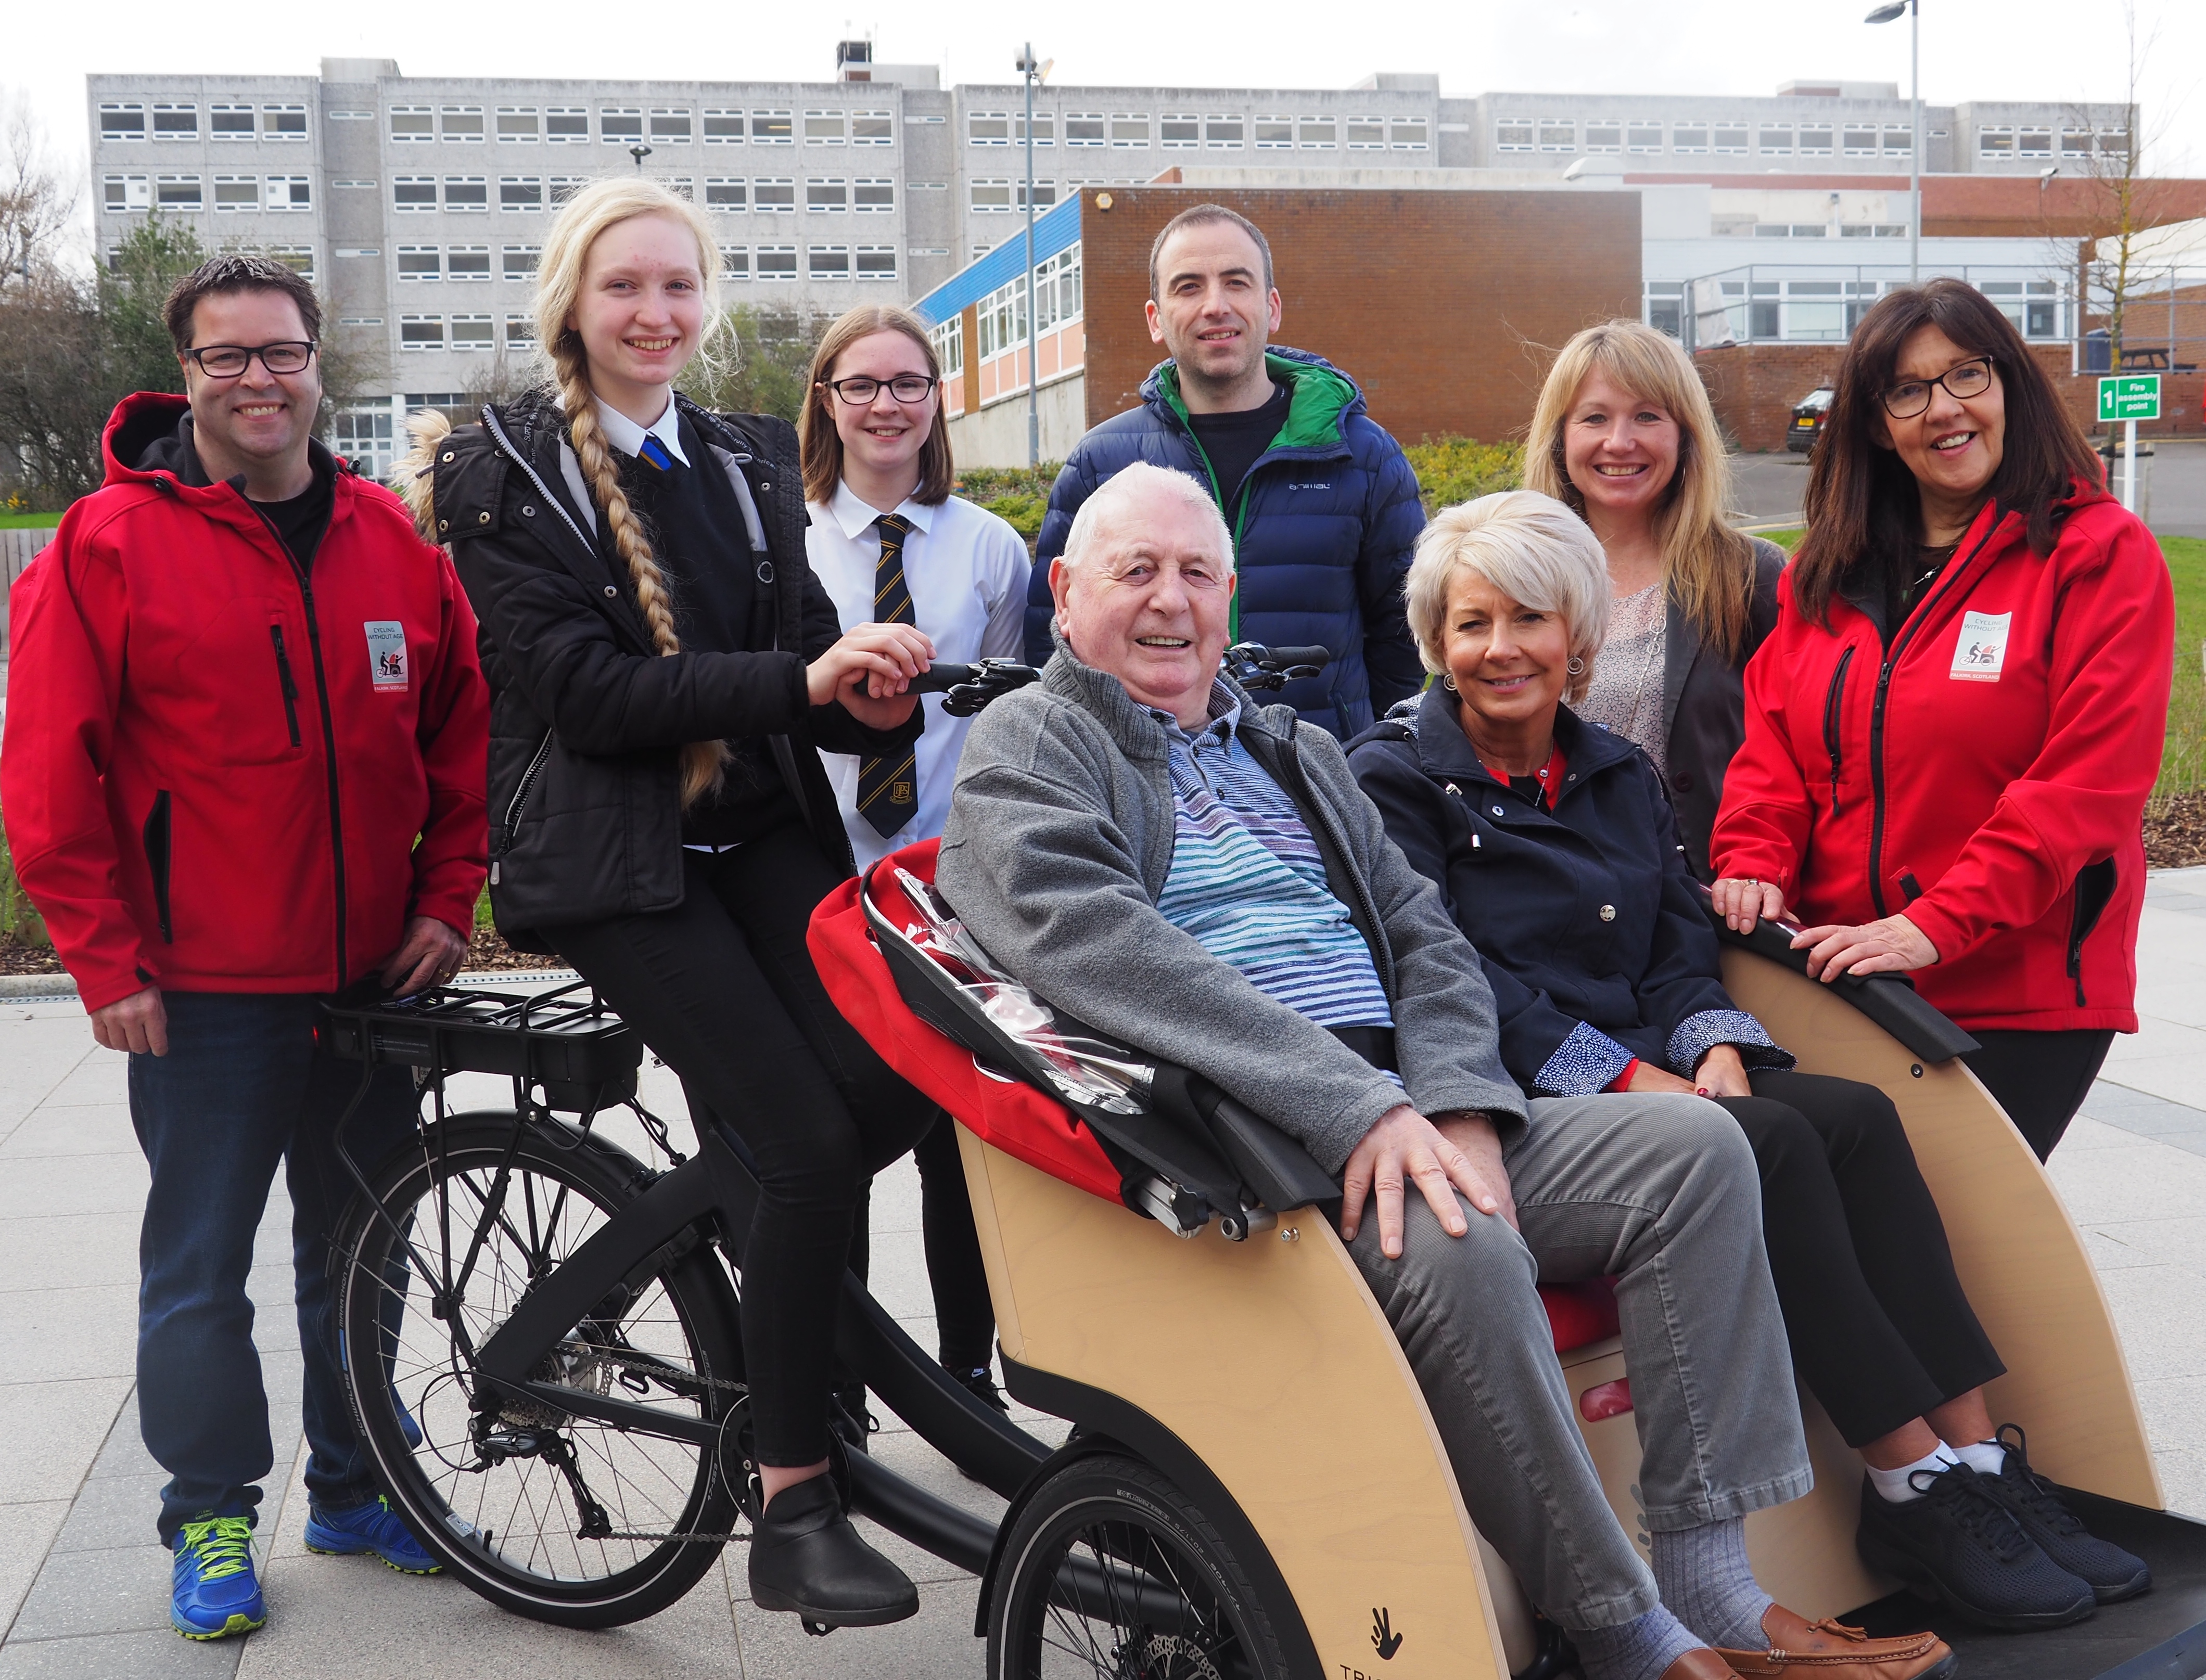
[1792,278,2102,626]
[162,254,322,350]
[1148,204,1275,300]
[799,305,953,507]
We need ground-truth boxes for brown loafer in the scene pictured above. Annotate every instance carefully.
[1715,1604,1957,1678]
[1662,1650,1741,1680]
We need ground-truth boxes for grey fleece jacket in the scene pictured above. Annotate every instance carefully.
[937,646,1528,1175]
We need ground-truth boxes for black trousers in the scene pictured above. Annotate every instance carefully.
[554,828,936,1465]
[914,1112,997,1371]
[1961,1029,2116,1162]
[1714,1070,2004,1448]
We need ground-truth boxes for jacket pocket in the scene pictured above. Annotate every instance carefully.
[269,625,302,749]
[491,729,554,886]
[1821,645,1855,815]
[2067,857,2116,1007]
[142,791,174,944]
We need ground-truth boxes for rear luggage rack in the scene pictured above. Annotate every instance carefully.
[318,980,644,1109]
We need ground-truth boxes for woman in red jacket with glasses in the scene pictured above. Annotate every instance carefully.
[1710,278,2174,1161]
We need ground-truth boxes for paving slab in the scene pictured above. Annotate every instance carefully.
[0,1379,131,1505]
[0,1627,243,1679]
[0,1504,68,1643]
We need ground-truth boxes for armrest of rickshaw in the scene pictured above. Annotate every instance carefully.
[1150,1063,1342,1217]
[1697,890,1980,1064]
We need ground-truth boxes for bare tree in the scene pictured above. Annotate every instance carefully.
[0,93,79,290]
[2065,2,2176,371]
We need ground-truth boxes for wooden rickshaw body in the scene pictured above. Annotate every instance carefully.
[952,942,2170,1679]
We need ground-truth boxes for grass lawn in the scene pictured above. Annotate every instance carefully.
[1750,529,2201,799]
[0,511,63,530]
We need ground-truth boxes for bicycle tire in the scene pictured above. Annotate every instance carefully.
[988,1453,1291,1680]
[335,1109,744,1628]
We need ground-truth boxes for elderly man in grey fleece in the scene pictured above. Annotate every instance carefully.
[938,462,1957,1680]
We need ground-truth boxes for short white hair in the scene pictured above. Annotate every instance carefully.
[1404,490,1611,703]
[1060,461,1234,575]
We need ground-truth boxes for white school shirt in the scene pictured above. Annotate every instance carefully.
[806,480,1031,870]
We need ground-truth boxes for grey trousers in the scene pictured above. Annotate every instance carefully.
[1347,1093,1811,1632]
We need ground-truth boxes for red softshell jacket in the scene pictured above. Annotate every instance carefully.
[1711,485,2173,1033]
[1,392,491,1011]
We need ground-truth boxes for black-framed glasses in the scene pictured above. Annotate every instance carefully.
[820,374,937,405]
[183,341,317,378]
[1882,356,1994,419]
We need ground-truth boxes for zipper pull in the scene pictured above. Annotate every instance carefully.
[490,861,500,884]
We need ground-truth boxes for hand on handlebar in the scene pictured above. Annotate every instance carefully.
[1340,1105,1512,1260]
[807,622,936,726]
[1710,875,1789,936]
[1792,913,1940,983]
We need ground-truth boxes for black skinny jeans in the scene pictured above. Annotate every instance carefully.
[913,1113,998,1371]
[555,827,937,1465]
[1714,1070,2004,1449]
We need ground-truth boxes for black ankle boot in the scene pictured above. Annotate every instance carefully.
[748,1475,918,1628]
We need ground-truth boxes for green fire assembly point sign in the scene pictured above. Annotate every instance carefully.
[2099,374,2162,422]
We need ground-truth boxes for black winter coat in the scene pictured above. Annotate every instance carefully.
[1347,685,1790,1096]
[1659,537,1786,879]
[428,387,918,947]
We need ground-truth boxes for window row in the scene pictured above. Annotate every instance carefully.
[969,179,1064,212]
[968,110,1425,151]
[1645,277,2064,342]
[104,173,311,212]
[383,174,898,213]
[973,245,1084,362]
[106,243,312,279]
[1497,117,1914,157]
[100,101,305,141]
[1977,125,2126,159]
[716,245,898,281]
[1749,222,1909,239]
[385,105,894,146]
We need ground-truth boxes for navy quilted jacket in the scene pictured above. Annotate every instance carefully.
[1024,347,1425,739]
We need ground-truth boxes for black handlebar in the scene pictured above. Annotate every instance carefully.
[898,642,1335,716]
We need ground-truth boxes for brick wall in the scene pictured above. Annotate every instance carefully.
[1076,187,1641,445]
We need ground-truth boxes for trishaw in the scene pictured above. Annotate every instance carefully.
[324,651,2206,1680]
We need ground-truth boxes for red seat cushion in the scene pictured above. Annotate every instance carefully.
[1539,1278,1622,1354]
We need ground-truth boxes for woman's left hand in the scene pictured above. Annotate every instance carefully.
[1791,913,1940,982]
[1692,1044,1754,1099]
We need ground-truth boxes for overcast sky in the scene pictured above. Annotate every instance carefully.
[9,0,2201,238]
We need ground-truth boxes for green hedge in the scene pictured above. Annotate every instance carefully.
[1402,437,1525,514]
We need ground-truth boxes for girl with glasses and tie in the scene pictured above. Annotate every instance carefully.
[1710,277,2174,1165]
[798,306,1032,1421]
[403,178,941,1630]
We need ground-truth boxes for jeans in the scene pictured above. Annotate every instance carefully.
[1715,1071,2003,1448]
[1347,1092,1810,1632]
[554,828,937,1465]
[128,991,418,1546]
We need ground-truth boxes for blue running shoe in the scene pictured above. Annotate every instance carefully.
[304,1495,442,1574]
[171,1515,265,1640]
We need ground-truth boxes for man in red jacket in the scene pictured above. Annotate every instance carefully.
[1,257,488,1639]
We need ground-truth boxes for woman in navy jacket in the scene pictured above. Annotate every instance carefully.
[1347,490,2145,1631]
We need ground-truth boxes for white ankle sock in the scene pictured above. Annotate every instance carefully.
[1948,1439,2007,1477]
[1866,1445,1958,1504]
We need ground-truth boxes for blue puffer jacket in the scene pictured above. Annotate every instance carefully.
[1024,347,1425,739]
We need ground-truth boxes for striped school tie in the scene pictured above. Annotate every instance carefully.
[856,513,919,839]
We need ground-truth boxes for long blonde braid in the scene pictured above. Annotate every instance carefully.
[550,343,731,806]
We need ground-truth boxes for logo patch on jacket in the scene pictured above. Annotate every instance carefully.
[1949,611,2010,683]
[365,621,409,690]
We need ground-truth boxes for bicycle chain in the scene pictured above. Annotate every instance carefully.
[522,1341,757,1547]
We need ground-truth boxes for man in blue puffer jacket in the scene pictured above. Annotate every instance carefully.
[1023,204,1425,738]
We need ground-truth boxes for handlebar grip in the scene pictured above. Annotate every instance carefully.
[905,663,980,693]
[1261,646,1333,672]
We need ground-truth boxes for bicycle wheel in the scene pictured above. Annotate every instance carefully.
[988,1454,1291,1680]
[336,1110,744,1628]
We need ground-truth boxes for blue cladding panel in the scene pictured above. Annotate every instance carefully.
[914,196,1085,325]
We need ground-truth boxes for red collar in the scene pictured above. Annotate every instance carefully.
[1481,742,1569,810]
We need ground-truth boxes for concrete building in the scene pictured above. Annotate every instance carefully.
[83,49,2120,476]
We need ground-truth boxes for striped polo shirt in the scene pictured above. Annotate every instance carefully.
[1154,690,1395,1031]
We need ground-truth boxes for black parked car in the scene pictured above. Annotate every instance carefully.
[1787,386,1834,454]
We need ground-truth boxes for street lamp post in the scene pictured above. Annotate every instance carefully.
[1865,0,1919,284]
[1016,45,1045,468]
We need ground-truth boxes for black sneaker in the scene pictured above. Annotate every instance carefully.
[947,1362,1010,1413]
[1977,1425,2152,1604]
[1856,1463,2096,1631]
